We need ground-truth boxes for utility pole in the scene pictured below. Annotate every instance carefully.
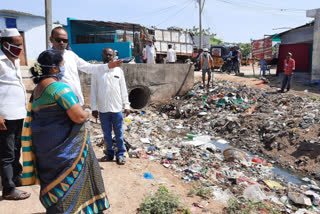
[45,0,52,48]
[199,0,202,49]
[198,0,205,49]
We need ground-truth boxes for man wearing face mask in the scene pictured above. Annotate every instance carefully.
[91,47,130,165]
[0,28,31,200]
[50,27,123,106]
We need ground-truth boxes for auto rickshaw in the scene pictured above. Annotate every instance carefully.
[210,45,231,72]
[241,57,250,66]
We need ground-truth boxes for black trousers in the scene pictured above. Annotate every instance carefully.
[0,119,24,196]
[281,74,293,91]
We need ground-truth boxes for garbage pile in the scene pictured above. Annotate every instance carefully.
[91,80,320,213]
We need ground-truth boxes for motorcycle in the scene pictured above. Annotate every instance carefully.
[221,57,240,75]
[221,56,232,73]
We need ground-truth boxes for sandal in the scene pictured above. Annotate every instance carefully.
[4,189,31,200]
[99,155,114,162]
[116,157,126,165]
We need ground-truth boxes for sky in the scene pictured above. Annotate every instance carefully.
[1,0,319,43]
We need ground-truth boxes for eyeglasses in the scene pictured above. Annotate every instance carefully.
[54,38,69,43]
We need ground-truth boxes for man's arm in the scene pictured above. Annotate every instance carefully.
[90,73,99,117]
[75,53,122,74]
[0,116,7,130]
[292,59,296,71]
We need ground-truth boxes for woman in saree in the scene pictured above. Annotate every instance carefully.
[21,50,109,214]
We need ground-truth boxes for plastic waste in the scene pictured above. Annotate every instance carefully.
[223,148,247,162]
[243,185,266,202]
[143,172,154,179]
[288,192,312,206]
[304,190,320,206]
[211,187,234,204]
[186,133,196,140]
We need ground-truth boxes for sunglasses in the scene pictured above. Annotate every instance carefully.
[54,38,69,43]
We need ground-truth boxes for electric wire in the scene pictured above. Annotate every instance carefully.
[155,0,194,27]
[119,0,192,23]
[214,0,306,14]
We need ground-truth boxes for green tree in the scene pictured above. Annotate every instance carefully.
[186,26,212,36]
[238,43,252,57]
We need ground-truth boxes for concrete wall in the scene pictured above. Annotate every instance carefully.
[0,12,46,64]
[308,9,320,81]
[79,63,194,107]
[280,25,314,45]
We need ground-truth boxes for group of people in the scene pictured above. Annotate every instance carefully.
[142,40,177,64]
[0,27,130,213]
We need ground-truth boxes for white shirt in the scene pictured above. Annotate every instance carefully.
[60,49,110,105]
[167,48,176,63]
[0,50,27,120]
[146,45,156,64]
[91,66,130,113]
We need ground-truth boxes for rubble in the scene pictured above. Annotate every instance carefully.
[90,80,320,213]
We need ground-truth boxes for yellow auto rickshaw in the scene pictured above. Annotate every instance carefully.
[210,45,231,71]
[241,57,250,66]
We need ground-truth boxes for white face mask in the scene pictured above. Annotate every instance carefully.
[3,42,23,57]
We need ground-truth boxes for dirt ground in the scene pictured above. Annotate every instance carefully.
[0,146,225,214]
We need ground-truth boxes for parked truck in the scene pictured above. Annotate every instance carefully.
[152,29,194,63]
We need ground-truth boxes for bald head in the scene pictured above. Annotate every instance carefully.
[50,27,69,53]
[51,27,67,37]
[102,47,114,63]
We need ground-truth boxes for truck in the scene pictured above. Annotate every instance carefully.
[152,29,194,63]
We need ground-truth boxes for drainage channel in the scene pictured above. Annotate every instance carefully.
[129,86,150,109]
[211,140,306,185]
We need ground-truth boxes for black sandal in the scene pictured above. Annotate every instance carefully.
[99,155,114,162]
[4,189,31,200]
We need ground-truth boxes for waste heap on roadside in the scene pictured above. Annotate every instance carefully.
[91,80,320,213]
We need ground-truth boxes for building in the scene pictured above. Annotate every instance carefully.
[277,21,314,78]
[307,8,320,81]
[0,10,46,65]
[64,18,144,61]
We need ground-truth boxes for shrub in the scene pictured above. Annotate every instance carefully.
[139,186,181,214]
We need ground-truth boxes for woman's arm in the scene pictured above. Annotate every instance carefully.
[66,104,89,124]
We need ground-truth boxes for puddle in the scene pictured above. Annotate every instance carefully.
[211,140,305,185]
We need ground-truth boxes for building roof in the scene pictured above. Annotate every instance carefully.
[278,21,314,36]
[70,20,144,31]
[0,10,44,18]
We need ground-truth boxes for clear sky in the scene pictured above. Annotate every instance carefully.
[1,0,319,43]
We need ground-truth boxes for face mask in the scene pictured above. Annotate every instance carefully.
[56,65,65,80]
[3,42,23,57]
[39,65,65,81]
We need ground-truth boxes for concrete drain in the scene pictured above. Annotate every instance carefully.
[129,86,150,109]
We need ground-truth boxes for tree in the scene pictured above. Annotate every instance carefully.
[53,21,60,24]
[238,43,252,57]
[186,26,212,36]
